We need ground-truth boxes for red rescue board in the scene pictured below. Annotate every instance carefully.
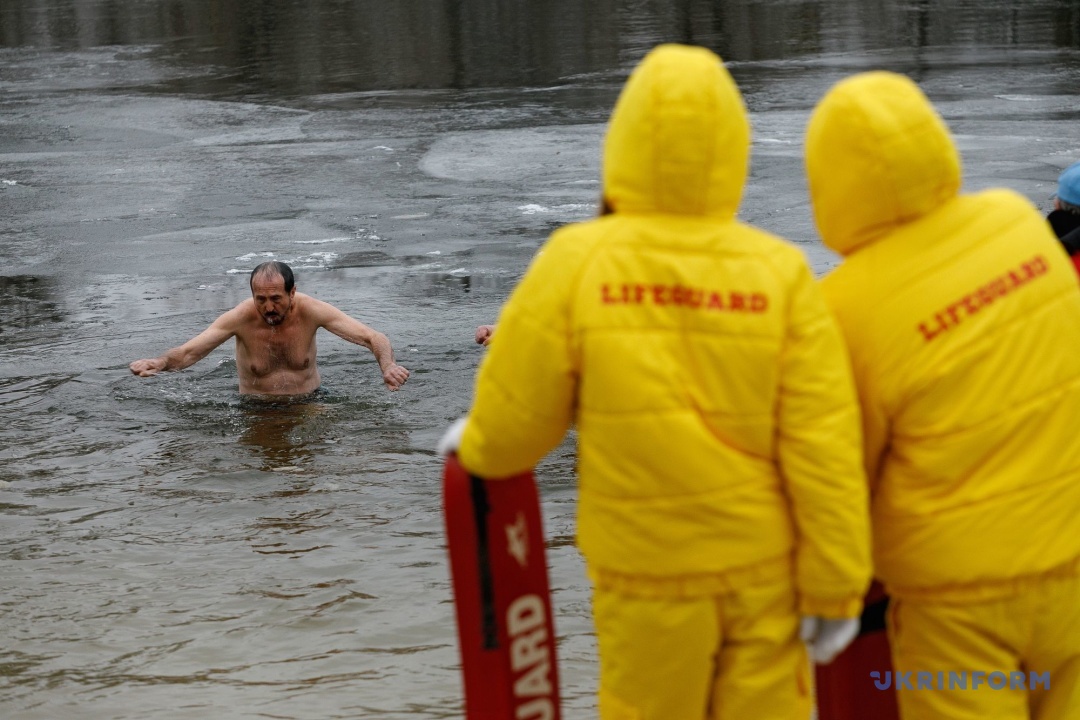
[442,454,561,720]
[814,582,899,720]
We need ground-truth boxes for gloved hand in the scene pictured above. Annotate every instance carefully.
[799,616,859,664]
[437,417,469,457]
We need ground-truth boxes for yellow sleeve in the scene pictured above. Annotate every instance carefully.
[856,381,890,498]
[819,270,890,496]
[458,228,587,478]
[776,261,872,618]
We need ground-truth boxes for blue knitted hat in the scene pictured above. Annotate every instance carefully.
[1058,161,1080,207]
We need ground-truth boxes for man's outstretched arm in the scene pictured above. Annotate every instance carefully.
[129,309,239,377]
[318,301,410,390]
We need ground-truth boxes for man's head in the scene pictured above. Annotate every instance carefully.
[249,261,296,326]
[1055,161,1080,215]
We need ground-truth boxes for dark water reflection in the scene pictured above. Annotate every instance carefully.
[237,398,326,471]
[0,275,64,334]
[3,0,1080,96]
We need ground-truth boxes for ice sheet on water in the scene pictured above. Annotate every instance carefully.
[227,250,339,272]
[419,125,603,183]
[286,251,339,269]
[518,203,595,216]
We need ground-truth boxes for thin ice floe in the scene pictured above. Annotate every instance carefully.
[518,203,595,216]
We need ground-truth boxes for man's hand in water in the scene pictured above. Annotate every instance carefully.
[129,358,167,377]
[475,325,495,346]
[382,363,410,391]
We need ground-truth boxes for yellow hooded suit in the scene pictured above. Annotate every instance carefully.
[808,72,1080,720]
[459,45,871,719]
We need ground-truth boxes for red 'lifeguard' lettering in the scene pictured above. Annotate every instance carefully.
[917,255,1049,342]
[508,594,555,720]
[601,283,768,314]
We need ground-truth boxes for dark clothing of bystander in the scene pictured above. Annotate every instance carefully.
[1048,208,1080,275]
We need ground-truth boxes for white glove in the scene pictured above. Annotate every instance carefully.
[437,417,469,457]
[800,616,859,664]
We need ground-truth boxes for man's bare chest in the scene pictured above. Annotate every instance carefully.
[237,325,317,376]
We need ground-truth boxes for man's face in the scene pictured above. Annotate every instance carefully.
[251,274,295,326]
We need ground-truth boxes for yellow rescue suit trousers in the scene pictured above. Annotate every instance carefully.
[592,580,812,720]
[889,570,1080,720]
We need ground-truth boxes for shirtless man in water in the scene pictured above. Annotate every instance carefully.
[129,261,410,395]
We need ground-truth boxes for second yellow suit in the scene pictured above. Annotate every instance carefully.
[808,71,1080,720]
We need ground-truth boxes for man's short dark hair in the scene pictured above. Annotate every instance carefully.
[1061,198,1080,216]
[250,261,295,293]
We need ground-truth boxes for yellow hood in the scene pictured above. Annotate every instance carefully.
[603,44,749,218]
[805,72,961,256]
